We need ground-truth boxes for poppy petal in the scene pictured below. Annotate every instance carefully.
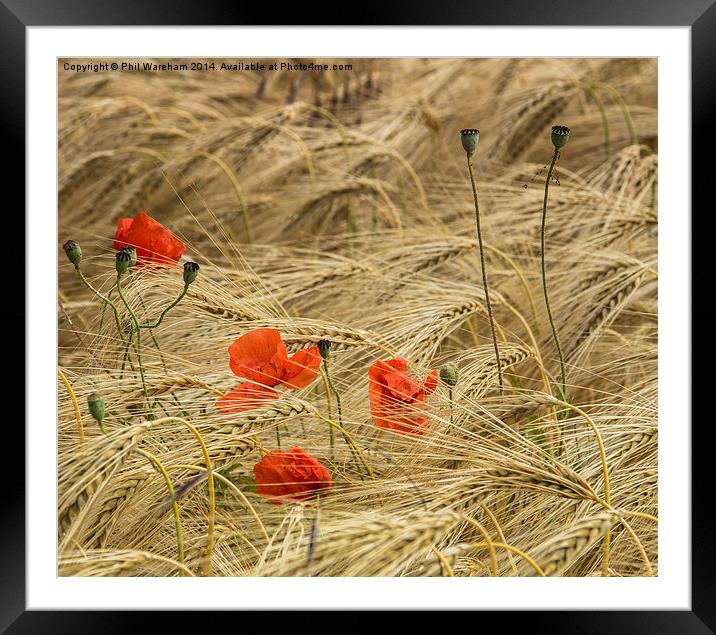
[253,447,332,504]
[281,346,322,389]
[423,370,439,396]
[228,328,287,386]
[215,383,278,413]
[368,358,408,382]
[368,358,432,436]
[121,211,186,267]
[382,370,422,400]
[374,412,430,435]
[113,217,134,251]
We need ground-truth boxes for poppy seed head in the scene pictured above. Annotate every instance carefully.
[63,240,82,266]
[183,261,200,286]
[87,392,106,424]
[115,249,132,275]
[318,339,331,360]
[460,128,480,156]
[439,362,459,387]
[551,125,570,149]
[118,246,137,268]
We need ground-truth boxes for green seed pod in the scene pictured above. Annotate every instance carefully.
[439,362,459,387]
[460,128,480,156]
[63,240,82,267]
[87,392,106,425]
[183,261,200,286]
[115,249,132,275]
[551,125,570,149]
[118,246,137,268]
[318,339,331,360]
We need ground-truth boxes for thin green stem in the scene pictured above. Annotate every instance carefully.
[116,273,153,417]
[320,365,335,463]
[315,411,374,480]
[140,285,188,330]
[322,357,357,473]
[120,322,136,375]
[75,267,125,345]
[541,149,567,399]
[322,358,342,427]
[448,386,454,426]
[466,154,503,393]
[138,293,167,372]
[307,491,320,572]
[98,282,117,336]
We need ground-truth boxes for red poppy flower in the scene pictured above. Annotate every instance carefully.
[368,358,438,435]
[113,211,186,267]
[216,328,322,413]
[253,447,332,504]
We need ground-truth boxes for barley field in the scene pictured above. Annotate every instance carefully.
[57,57,658,578]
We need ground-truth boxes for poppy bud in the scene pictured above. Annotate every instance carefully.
[460,128,480,156]
[439,362,459,387]
[318,339,331,360]
[551,125,570,149]
[87,392,106,426]
[183,261,200,286]
[115,249,132,275]
[63,240,82,267]
[118,246,138,268]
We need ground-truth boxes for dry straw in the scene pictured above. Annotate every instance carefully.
[58,57,657,578]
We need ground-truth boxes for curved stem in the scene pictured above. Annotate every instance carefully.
[617,516,654,576]
[193,150,252,243]
[614,509,658,524]
[58,368,84,445]
[314,411,374,479]
[116,273,152,416]
[461,514,498,576]
[551,396,611,576]
[173,463,270,546]
[579,82,612,160]
[500,299,552,397]
[485,244,540,333]
[322,357,349,464]
[136,448,185,573]
[137,293,170,402]
[466,154,503,393]
[120,323,136,375]
[541,149,567,399]
[478,502,518,575]
[594,82,638,147]
[140,285,188,330]
[75,267,125,345]
[98,281,117,337]
[148,416,215,576]
[320,365,335,462]
[430,545,455,577]
[470,541,545,577]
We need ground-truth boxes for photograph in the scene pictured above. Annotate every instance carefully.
[56,56,658,578]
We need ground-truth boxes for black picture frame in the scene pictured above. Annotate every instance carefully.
[4,0,710,630]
